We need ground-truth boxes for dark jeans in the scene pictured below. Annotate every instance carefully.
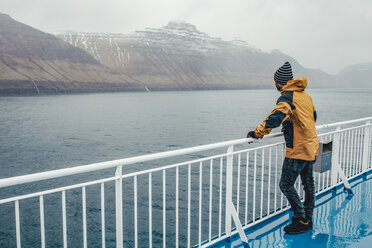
[279,158,315,219]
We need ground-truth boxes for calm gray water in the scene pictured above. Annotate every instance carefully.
[0,88,371,247]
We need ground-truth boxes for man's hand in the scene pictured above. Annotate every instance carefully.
[246,131,257,144]
[246,131,256,139]
[246,132,254,144]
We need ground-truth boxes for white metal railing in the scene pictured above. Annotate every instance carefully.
[0,117,371,248]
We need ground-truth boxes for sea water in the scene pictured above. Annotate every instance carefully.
[0,88,371,247]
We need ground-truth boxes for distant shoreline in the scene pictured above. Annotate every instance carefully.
[0,84,363,97]
[0,84,274,96]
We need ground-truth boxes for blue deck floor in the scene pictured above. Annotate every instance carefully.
[215,172,372,248]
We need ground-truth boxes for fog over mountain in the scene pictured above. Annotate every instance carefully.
[0,13,369,95]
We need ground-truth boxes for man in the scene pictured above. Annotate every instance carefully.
[247,61,319,234]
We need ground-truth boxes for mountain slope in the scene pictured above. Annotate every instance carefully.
[0,13,141,95]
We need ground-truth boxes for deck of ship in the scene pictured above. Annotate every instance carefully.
[212,171,372,248]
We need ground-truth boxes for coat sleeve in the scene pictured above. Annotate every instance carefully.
[248,101,292,139]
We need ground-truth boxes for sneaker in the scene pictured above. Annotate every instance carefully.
[284,217,311,234]
[305,216,313,229]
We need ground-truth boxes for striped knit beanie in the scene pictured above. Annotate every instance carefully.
[274,61,293,85]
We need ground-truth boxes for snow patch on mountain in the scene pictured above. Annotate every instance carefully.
[58,21,261,55]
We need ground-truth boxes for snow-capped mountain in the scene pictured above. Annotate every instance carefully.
[58,21,263,72]
[57,22,332,90]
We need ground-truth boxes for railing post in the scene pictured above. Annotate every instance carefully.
[225,145,234,238]
[331,126,341,186]
[115,165,123,248]
[224,145,250,248]
[331,126,353,194]
[362,121,371,172]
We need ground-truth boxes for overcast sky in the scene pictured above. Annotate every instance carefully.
[2,0,371,74]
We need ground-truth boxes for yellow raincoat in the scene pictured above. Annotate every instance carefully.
[248,77,319,161]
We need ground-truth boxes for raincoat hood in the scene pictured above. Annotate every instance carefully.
[281,77,308,93]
